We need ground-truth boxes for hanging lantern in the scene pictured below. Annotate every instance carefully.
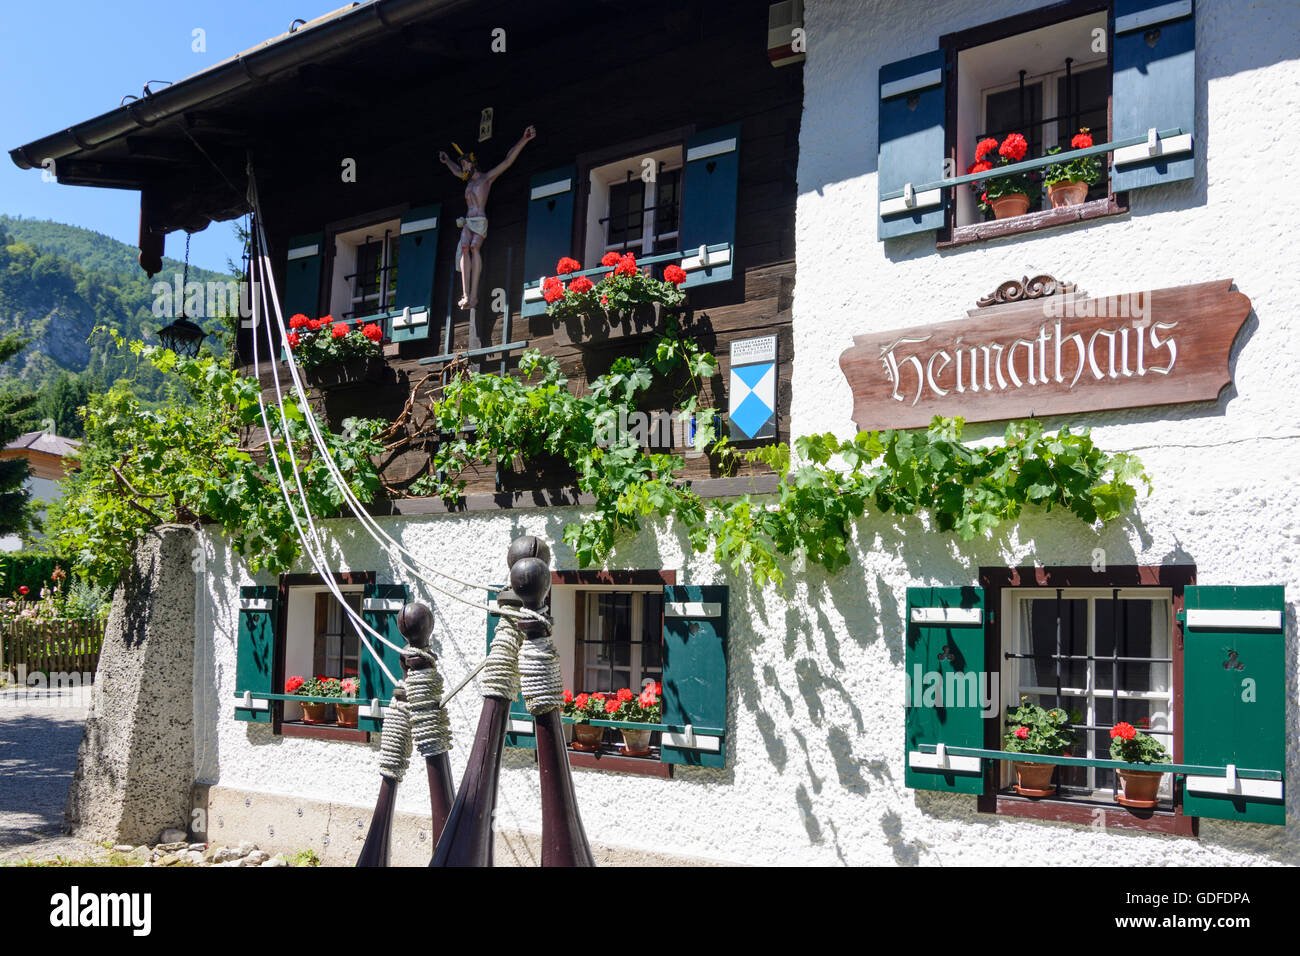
[156,230,206,358]
[157,316,207,357]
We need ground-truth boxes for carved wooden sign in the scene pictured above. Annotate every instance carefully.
[838,278,1251,431]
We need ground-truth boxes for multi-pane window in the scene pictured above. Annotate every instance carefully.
[314,591,362,681]
[582,145,683,266]
[1007,588,1174,803]
[348,233,399,320]
[578,591,663,695]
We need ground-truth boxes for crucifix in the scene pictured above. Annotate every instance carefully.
[438,125,536,311]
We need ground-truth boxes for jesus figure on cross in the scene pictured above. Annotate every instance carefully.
[438,125,536,311]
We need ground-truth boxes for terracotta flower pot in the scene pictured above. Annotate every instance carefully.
[1013,760,1057,797]
[300,701,329,725]
[620,728,653,757]
[571,723,605,751]
[1116,768,1165,808]
[336,703,359,728]
[990,193,1031,219]
[1048,181,1090,208]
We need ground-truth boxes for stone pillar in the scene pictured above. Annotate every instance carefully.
[65,524,197,844]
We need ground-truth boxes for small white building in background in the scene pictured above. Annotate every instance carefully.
[0,431,79,552]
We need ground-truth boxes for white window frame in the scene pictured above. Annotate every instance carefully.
[579,589,663,694]
[1002,586,1175,800]
[281,585,363,722]
[327,217,401,321]
[582,146,683,266]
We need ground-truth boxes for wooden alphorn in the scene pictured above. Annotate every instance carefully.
[356,683,409,867]
[398,601,456,846]
[431,536,545,866]
[511,551,595,867]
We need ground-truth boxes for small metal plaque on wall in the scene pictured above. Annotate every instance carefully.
[729,334,777,441]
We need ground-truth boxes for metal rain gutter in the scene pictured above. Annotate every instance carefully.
[8,0,475,174]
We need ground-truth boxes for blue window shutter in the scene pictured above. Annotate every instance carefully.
[234,585,278,723]
[903,586,988,794]
[485,590,535,749]
[680,124,740,289]
[661,586,728,768]
[284,232,324,320]
[1181,585,1285,826]
[390,204,440,343]
[521,166,576,318]
[358,583,408,733]
[878,50,948,240]
[1111,0,1196,192]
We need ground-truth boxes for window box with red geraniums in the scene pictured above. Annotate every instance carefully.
[1043,129,1104,208]
[544,252,687,347]
[562,690,610,751]
[1003,697,1078,797]
[967,133,1041,220]
[287,675,343,724]
[286,313,386,388]
[1109,721,1171,809]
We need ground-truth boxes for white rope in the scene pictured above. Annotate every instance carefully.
[376,685,412,781]
[406,667,452,757]
[245,170,511,598]
[246,173,546,628]
[249,229,401,686]
[518,618,565,716]
[245,187,540,632]
[480,615,524,701]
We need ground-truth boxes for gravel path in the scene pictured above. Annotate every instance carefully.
[0,685,90,853]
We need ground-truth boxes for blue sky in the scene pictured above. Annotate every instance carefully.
[1,0,339,272]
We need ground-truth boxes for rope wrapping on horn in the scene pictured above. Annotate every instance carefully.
[406,666,453,758]
[517,615,565,716]
[480,616,524,701]
[377,686,413,782]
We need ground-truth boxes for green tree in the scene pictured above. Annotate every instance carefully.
[31,371,93,439]
[0,332,38,540]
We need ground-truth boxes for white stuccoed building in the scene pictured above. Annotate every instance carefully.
[183,0,1298,865]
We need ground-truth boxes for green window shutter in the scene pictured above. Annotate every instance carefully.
[521,166,576,318]
[390,204,440,343]
[358,583,409,733]
[679,124,740,289]
[234,585,278,723]
[1111,0,1195,193]
[1181,585,1285,825]
[660,585,729,768]
[284,232,324,320]
[877,50,948,241]
[485,590,535,749]
[904,586,987,793]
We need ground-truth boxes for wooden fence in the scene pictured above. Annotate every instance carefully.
[1,618,104,678]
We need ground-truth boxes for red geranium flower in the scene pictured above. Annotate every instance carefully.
[966,160,993,176]
[1014,726,1029,740]
[563,689,573,704]
[361,323,383,342]
[570,275,594,294]
[556,256,581,275]
[18,585,29,596]
[1071,130,1093,150]
[542,278,565,304]
[999,133,1028,162]
[616,688,634,702]
[574,693,588,709]
[600,296,609,306]
[638,690,656,708]
[287,332,300,349]
[1110,722,1137,741]
[285,676,305,694]
[600,251,621,267]
[331,322,348,338]
[614,253,637,277]
[980,191,988,204]
[604,699,621,714]
[591,692,605,700]
[974,137,999,161]
[289,313,308,330]
[663,264,687,285]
